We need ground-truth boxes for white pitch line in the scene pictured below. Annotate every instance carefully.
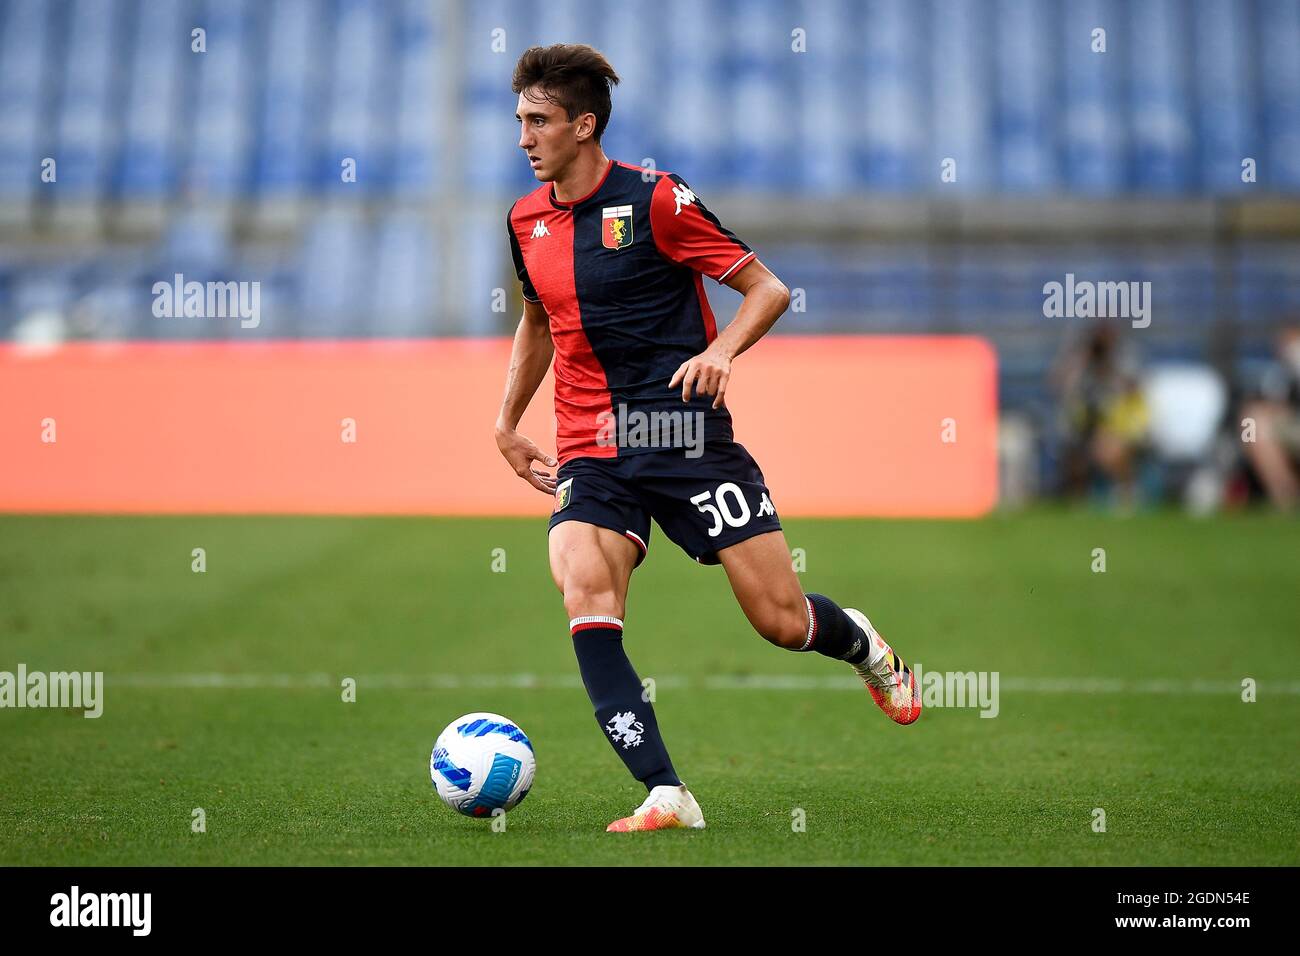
[107,673,1300,695]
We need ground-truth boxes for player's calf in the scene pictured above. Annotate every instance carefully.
[736,587,869,661]
[569,615,684,790]
[717,533,919,723]
[746,592,814,651]
[797,593,921,726]
[798,593,872,661]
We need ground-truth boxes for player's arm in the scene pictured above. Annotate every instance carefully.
[669,257,790,409]
[650,175,790,409]
[494,298,559,494]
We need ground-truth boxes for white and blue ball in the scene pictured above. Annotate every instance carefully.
[430,712,536,818]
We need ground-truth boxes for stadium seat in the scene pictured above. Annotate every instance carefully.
[296,208,369,337]
[1193,0,1254,193]
[391,0,439,197]
[1259,0,1300,191]
[373,211,437,337]
[995,0,1060,193]
[254,0,323,203]
[320,0,391,196]
[50,0,120,208]
[0,0,52,226]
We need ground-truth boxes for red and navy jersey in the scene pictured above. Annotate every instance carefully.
[508,160,755,465]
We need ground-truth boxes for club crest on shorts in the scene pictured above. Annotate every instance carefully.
[554,477,573,512]
[601,205,633,250]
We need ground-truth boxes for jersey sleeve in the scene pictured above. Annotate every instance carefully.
[650,174,755,283]
[507,204,540,303]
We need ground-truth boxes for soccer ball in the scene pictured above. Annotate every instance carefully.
[429,712,536,818]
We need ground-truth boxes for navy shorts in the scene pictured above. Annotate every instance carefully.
[547,441,782,566]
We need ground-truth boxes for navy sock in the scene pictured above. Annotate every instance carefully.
[570,616,681,791]
[800,593,873,665]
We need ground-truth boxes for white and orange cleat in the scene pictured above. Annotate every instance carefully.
[606,784,707,832]
[845,608,921,726]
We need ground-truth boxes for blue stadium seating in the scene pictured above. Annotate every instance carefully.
[929,0,994,193]
[0,0,1298,353]
[5,0,1300,203]
[1193,0,1255,193]
[296,207,370,335]
[0,0,53,216]
[119,0,188,198]
[50,0,119,204]
[1259,0,1300,191]
[372,209,437,335]
[1129,0,1194,192]
[320,0,391,196]
[390,0,439,196]
[254,0,323,200]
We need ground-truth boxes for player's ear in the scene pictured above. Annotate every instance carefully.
[575,112,596,143]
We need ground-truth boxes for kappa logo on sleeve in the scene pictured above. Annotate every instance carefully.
[671,183,695,215]
[554,477,574,512]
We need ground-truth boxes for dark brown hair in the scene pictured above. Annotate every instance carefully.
[512,44,620,142]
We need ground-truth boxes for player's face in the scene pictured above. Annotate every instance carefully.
[516,87,582,182]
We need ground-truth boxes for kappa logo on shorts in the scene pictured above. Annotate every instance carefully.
[554,477,573,512]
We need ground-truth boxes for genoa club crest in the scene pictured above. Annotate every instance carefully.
[554,478,573,512]
[601,205,633,250]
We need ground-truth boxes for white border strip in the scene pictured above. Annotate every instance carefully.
[717,250,756,281]
[569,614,624,631]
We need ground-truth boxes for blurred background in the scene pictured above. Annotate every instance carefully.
[2,0,1300,512]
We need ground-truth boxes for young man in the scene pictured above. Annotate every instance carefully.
[495,44,920,833]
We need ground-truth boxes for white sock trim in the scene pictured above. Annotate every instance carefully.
[569,614,624,631]
[800,597,816,651]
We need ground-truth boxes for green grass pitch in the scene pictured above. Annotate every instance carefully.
[1,511,1297,866]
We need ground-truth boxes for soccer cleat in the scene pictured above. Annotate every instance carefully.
[844,608,921,725]
[606,784,707,832]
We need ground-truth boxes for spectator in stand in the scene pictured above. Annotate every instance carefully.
[1241,325,1300,512]
[1051,322,1150,508]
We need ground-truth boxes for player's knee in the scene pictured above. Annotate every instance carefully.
[562,582,621,621]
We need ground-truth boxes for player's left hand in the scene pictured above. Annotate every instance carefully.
[669,345,731,409]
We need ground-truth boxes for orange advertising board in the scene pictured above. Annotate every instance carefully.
[0,336,996,517]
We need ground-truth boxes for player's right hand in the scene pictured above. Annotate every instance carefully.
[495,427,559,495]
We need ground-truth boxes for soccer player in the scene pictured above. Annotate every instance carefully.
[495,44,920,833]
